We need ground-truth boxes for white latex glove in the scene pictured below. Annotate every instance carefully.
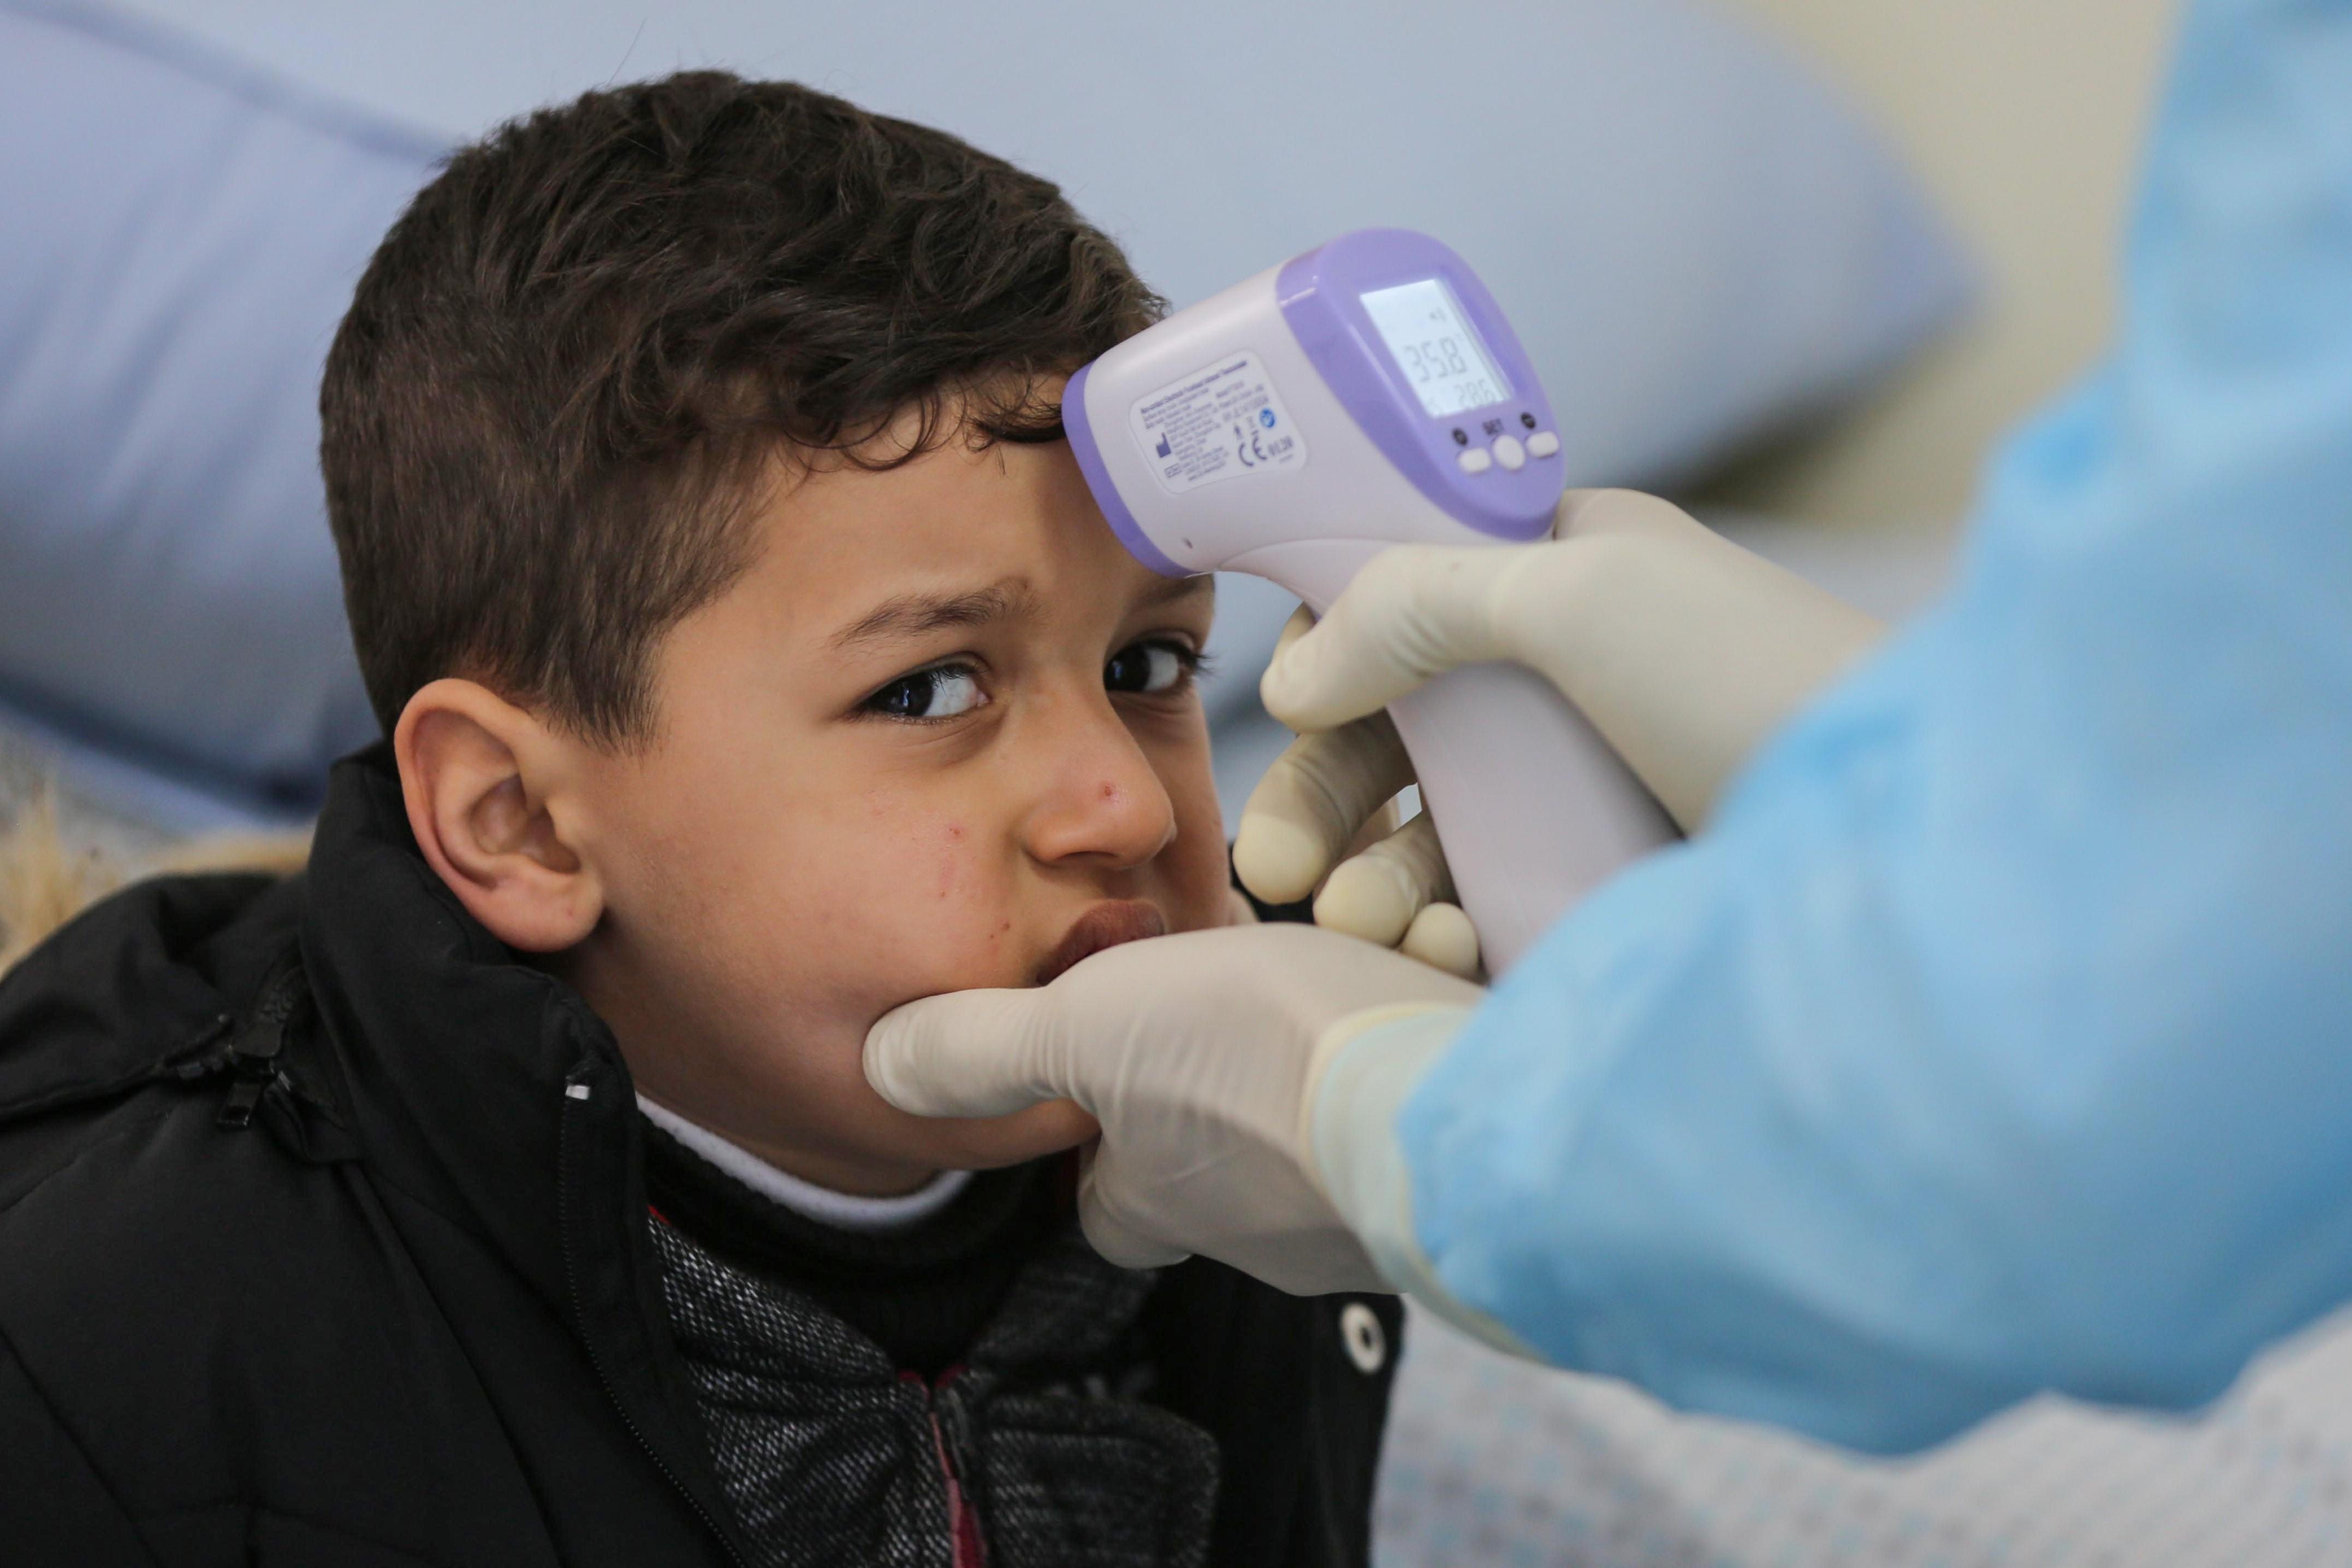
[1234,488,1884,959]
[864,923,1481,1295]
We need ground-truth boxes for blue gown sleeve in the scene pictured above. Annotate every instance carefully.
[1398,0,2352,1455]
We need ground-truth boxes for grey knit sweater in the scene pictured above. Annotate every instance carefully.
[649,1208,1222,1567]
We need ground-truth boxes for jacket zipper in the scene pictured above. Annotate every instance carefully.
[908,1367,985,1568]
[194,946,309,1129]
[560,1078,749,1568]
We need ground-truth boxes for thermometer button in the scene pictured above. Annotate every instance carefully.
[1526,431,1560,459]
[1490,435,1527,471]
[1456,446,1494,475]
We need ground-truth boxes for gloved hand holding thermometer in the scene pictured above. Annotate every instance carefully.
[1244,486,1884,970]
[1066,229,1879,971]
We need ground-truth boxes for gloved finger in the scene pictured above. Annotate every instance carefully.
[862,986,1070,1120]
[1338,793,1405,862]
[1260,544,1525,732]
[1232,713,1415,906]
[1078,1161,1192,1270]
[1312,812,1454,948]
[1399,901,1481,980]
[1272,601,1316,657]
[1552,486,1720,545]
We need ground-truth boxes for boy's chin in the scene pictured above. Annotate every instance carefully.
[902,1096,1100,1171]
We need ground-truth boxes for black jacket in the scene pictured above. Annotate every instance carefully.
[0,752,1400,1566]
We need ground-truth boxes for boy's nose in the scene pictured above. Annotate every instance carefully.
[1020,691,1179,873]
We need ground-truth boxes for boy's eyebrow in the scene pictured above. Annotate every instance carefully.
[829,579,1041,650]
[829,572,1211,652]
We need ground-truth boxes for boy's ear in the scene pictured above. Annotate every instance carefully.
[393,679,604,953]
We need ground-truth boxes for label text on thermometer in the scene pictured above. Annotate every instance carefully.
[1127,351,1306,494]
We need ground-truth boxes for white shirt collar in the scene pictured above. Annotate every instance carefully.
[636,1095,971,1234]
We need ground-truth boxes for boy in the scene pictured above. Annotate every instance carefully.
[0,74,1400,1566]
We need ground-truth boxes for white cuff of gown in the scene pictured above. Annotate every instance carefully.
[1310,1003,1544,1362]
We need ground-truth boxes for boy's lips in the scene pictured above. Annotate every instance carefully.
[1034,900,1166,987]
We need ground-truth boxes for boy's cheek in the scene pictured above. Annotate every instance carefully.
[793,831,1036,1010]
[1162,795,1239,932]
[1135,730,1230,935]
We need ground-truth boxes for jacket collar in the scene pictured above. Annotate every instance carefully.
[301,747,750,1561]
[298,745,629,1312]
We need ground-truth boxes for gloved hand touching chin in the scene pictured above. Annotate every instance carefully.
[1234,488,1884,973]
[865,921,1481,1296]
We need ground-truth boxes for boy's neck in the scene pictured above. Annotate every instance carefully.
[541,947,942,1200]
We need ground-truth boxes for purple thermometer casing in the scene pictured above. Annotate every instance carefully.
[1063,229,1561,575]
[1063,359,1187,576]
[1275,229,1559,541]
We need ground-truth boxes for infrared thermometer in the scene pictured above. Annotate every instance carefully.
[1064,228,1674,972]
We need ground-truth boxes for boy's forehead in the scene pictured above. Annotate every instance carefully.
[754,432,1211,625]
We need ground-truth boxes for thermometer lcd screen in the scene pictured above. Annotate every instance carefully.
[1359,278,1512,417]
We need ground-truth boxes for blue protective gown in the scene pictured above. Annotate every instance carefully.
[1401,0,2352,1454]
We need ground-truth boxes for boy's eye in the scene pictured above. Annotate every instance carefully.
[863,662,987,721]
[1104,639,1197,696]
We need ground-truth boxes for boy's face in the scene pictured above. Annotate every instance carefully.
[557,416,1231,1193]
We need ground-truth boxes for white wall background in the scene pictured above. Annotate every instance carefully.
[1709,0,2179,527]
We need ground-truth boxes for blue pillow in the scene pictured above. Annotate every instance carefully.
[0,0,439,826]
[153,0,1970,493]
[769,0,1975,486]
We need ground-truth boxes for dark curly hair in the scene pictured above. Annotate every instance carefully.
[321,71,1164,746]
